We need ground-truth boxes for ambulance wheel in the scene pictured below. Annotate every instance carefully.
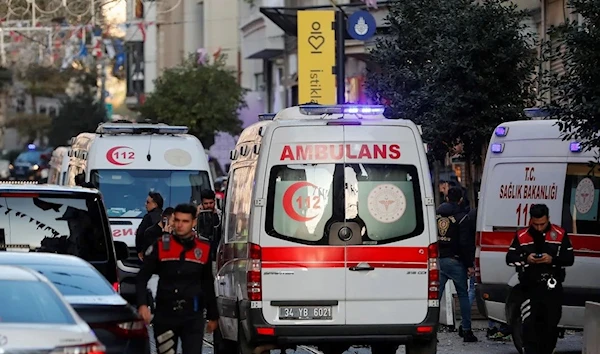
[213,327,237,354]
[405,335,437,354]
[509,302,525,354]
[237,323,269,354]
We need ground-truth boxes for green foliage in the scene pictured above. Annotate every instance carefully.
[366,0,536,162]
[17,64,71,98]
[48,94,106,147]
[5,113,51,143]
[140,55,247,148]
[543,0,600,154]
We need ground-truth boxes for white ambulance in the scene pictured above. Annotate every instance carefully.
[215,105,439,354]
[67,122,213,303]
[47,146,71,185]
[476,119,600,352]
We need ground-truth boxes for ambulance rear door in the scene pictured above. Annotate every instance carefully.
[260,124,347,326]
[343,123,432,325]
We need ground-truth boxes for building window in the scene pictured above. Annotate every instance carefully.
[255,73,265,92]
[39,105,47,115]
[49,107,57,118]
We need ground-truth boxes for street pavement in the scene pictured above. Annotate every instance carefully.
[149,322,584,354]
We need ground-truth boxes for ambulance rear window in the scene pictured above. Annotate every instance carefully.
[265,164,424,245]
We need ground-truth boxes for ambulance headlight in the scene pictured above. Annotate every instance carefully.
[494,126,508,137]
[491,143,504,153]
[570,141,582,153]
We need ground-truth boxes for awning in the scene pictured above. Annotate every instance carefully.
[259,1,393,38]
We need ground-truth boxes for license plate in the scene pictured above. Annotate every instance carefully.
[278,306,332,320]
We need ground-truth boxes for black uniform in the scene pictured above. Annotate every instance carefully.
[506,224,575,354]
[136,234,219,354]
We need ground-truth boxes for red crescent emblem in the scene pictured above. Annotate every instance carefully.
[282,181,319,222]
[106,146,134,166]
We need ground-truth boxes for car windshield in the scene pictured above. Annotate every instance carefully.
[0,193,110,262]
[91,169,211,218]
[15,151,43,164]
[20,264,115,296]
[0,280,76,324]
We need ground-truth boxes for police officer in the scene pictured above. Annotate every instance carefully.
[506,204,574,354]
[136,203,219,354]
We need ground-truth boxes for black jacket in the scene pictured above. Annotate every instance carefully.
[136,234,218,320]
[196,211,222,258]
[506,224,575,287]
[436,202,474,268]
[135,208,162,253]
[140,223,163,254]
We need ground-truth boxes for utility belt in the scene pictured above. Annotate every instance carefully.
[525,272,561,290]
[156,296,202,313]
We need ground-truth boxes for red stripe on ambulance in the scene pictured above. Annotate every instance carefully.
[478,231,600,258]
[261,246,428,269]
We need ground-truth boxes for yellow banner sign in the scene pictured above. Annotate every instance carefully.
[297,10,336,105]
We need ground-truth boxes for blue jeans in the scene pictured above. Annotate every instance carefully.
[439,257,472,331]
[468,275,476,306]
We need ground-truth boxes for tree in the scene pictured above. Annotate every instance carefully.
[4,64,72,143]
[48,94,106,147]
[543,0,600,155]
[365,0,536,202]
[140,55,247,148]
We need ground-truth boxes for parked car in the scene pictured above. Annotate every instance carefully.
[0,184,129,290]
[0,264,106,353]
[0,252,149,354]
[9,146,53,182]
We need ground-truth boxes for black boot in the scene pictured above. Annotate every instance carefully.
[463,330,478,342]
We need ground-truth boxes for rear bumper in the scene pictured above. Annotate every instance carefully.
[240,300,439,346]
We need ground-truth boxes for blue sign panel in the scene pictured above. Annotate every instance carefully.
[347,10,376,41]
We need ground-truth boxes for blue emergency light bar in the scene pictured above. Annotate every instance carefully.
[495,126,508,137]
[27,144,36,150]
[299,105,386,116]
[570,141,582,152]
[258,113,276,121]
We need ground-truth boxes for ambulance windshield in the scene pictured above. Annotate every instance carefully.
[91,169,211,217]
[266,163,424,245]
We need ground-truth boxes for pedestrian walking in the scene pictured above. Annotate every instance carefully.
[136,203,219,354]
[506,204,574,354]
[436,187,478,342]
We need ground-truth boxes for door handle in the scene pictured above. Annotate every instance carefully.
[349,262,375,271]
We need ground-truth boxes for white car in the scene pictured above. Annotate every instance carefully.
[0,265,106,354]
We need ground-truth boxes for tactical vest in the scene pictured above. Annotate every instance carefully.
[516,224,566,282]
[158,235,210,265]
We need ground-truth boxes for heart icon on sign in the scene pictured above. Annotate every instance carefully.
[308,36,325,50]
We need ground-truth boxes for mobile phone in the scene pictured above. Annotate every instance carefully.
[535,253,543,258]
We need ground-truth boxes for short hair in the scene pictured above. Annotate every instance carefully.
[162,207,175,219]
[439,180,448,185]
[174,203,197,219]
[530,204,549,219]
[447,186,463,203]
[201,189,216,201]
[148,191,164,209]
[448,181,457,187]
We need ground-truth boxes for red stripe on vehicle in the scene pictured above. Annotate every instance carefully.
[478,231,600,257]
[261,246,428,268]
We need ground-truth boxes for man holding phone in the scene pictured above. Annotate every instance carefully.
[506,204,575,354]
[139,207,175,260]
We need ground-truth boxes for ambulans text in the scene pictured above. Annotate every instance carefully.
[280,144,401,161]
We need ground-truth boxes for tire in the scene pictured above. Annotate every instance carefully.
[509,302,525,354]
[405,334,437,354]
[213,327,237,354]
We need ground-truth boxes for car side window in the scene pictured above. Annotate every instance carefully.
[562,163,600,235]
[225,165,255,243]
